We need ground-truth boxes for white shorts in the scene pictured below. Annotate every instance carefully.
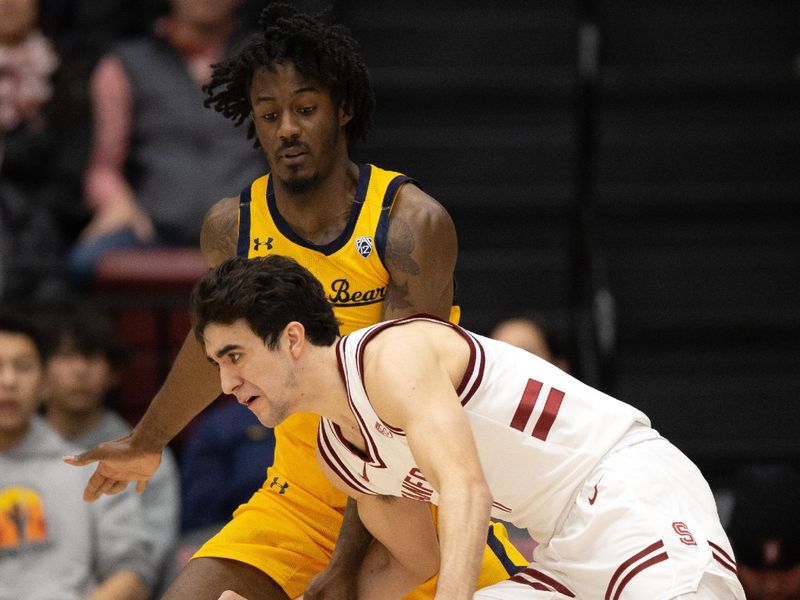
[474,436,746,599]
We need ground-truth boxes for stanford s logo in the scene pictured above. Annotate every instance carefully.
[355,236,373,258]
[253,237,273,251]
[672,522,697,546]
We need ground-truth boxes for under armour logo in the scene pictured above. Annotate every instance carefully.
[270,476,289,494]
[253,237,274,251]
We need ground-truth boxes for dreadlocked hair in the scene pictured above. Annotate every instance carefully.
[204,3,374,148]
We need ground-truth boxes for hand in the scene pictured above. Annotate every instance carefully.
[81,195,156,242]
[218,592,249,600]
[303,563,359,600]
[63,433,162,502]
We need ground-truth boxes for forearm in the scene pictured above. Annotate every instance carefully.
[433,485,493,600]
[87,571,149,600]
[132,332,222,450]
[357,539,432,600]
[327,497,372,569]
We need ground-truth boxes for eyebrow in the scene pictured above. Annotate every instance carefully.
[215,344,242,359]
[254,86,320,102]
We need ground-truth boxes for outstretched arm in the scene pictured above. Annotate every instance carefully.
[65,197,241,500]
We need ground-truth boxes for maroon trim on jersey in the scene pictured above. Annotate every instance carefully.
[531,387,565,441]
[456,331,485,407]
[337,334,386,470]
[492,500,512,513]
[510,568,576,597]
[708,540,737,574]
[317,421,377,496]
[605,540,669,600]
[510,379,544,431]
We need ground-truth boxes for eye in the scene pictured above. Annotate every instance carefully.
[298,106,315,115]
[261,112,277,122]
[229,353,242,364]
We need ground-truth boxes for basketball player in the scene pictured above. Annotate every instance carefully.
[64,5,524,600]
[192,255,746,600]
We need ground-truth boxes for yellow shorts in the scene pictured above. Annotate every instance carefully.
[194,477,526,598]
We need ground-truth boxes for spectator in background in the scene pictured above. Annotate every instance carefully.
[40,304,181,595]
[0,309,153,600]
[0,0,90,303]
[69,0,266,285]
[725,463,800,600]
[489,313,571,373]
[180,397,275,535]
[177,397,275,566]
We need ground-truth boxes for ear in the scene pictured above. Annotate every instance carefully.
[284,321,306,358]
[338,101,353,127]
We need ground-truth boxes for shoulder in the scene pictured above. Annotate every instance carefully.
[391,183,454,233]
[200,196,240,267]
[383,183,457,274]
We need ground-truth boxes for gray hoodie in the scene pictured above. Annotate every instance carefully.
[0,417,154,600]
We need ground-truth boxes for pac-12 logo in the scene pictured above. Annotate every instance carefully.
[355,236,373,258]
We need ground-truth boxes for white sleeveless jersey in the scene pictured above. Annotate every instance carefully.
[317,316,654,543]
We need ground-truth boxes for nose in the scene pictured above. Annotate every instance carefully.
[277,111,301,141]
[219,364,243,396]
[0,364,17,388]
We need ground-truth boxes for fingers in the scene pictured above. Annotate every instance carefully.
[135,479,149,495]
[82,470,130,502]
[63,449,100,467]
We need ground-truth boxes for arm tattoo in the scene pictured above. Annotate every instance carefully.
[383,279,413,313]
[200,200,238,264]
[385,216,420,275]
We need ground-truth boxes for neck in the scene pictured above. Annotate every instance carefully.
[274,159,359,244]
[0,421,30,452]
[45,407,104,440]
[298,342,354,428]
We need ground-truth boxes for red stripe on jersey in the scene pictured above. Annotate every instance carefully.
[317,423,376,495]
[517,567,575,598]
[510,379,543,431]
[508,576,551,592]
[605,540,667,600]
[531,387,565,441]
[459,334,485,406]
[712,552,737,575]
[455,330,477,397]
[708,541,737,574]
[708,541,736,568]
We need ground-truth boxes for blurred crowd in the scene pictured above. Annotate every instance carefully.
[0,0,271,304]
[1,1,799,598]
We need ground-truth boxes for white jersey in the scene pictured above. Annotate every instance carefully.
[318,315,655,543]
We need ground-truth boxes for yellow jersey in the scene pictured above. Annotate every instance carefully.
[238,163,453,507]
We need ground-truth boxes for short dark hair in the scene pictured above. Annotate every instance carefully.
[191,255,340,349]
[204,3,374,148]
[0,309,48,364]
[43,304,127,370]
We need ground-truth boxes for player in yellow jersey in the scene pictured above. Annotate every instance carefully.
[64,4,526,600]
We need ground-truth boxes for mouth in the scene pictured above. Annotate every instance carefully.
[240,395,259,407]
[280,149,308,163]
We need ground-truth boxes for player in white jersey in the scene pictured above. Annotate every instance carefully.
[192,255,745,600]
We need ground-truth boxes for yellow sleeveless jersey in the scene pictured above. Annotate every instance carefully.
[238,163,458,508]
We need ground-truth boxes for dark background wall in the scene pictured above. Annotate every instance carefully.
[338,0,800,478]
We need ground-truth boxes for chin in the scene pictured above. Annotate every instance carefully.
[279,172,319,195]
